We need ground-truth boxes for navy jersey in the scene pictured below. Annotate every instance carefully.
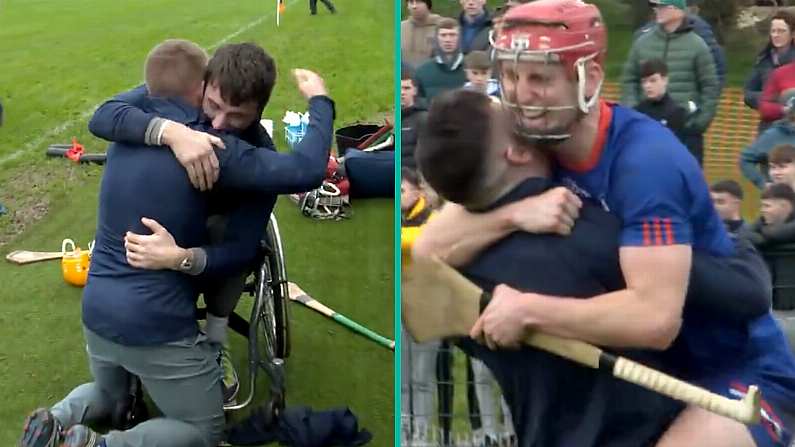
[556,102,733,256]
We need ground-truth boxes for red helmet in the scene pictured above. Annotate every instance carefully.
[493,0,607,123]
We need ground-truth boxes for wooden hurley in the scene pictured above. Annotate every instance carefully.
[6,250,64,265]
[288,282,395,351]
[401,256,762,425]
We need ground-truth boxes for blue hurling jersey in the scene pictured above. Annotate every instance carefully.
[556,101,734,257]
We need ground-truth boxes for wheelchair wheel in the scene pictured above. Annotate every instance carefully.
[258,215,290,360]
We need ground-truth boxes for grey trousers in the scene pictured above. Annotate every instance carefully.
[401,325,440,442]
[470,356,515,439]
[51,326,225,447]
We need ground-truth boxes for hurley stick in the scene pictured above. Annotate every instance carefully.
[288,282,395,351]
[402,256,761,425]
[6,250,64,265]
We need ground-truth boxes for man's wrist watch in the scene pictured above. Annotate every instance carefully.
[177,249,193,272]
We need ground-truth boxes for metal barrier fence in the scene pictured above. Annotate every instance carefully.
[401,333,517,447]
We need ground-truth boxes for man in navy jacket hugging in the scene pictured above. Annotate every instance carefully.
[18,40,334,447]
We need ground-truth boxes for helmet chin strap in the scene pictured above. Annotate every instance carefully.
[576,52,602,114]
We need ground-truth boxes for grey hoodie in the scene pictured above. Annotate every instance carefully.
[739,118,795,189]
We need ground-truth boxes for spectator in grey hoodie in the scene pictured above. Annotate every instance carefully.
[740,96,795,189]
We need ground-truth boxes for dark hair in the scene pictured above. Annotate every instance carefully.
[762,11,795,52]
[406,0,432,9]
[762,182,795,205]
[639,58,668,79]
[402,167,421,187]
[145,39,208,97]
[417,89,493,205]
[769,144,795,165]
[710,179,743,200]
[401,67,415,82]
[437,17,459,30]
[464,51,491,70]
[205,43,277,110]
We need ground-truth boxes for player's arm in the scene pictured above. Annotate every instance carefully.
[412,202,516,266]
[413,187,582,267]
[475,141,699,350]
[214,94,333,194]
[479,245,689,350]
[124,198,270,277]
[88,85,225,190]
[88,85,157,144]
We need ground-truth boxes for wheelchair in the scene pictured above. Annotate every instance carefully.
[113,214,291,429]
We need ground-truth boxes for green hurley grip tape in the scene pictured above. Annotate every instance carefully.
[333,313,395,350]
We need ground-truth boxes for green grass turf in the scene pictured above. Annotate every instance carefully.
[0,0,395,445]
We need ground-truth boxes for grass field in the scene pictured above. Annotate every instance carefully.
[0,1,395,445]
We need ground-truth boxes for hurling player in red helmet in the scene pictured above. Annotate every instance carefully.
[413,0,795,445]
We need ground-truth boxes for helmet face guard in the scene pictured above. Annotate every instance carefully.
[490,0,606,142]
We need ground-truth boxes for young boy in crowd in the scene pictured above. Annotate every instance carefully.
[634,58,687,143]
[710,180,747,234]
[749,183,795,247]
[769,144,795,192]
[463,50,500,97]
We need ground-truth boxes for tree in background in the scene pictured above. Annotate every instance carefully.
[696,0,740,44]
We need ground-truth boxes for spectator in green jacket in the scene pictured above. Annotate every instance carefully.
[414,17,467,102]
[620,0,719,166]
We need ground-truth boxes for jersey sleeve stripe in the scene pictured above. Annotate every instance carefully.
[663,218,675,244]
[653,217,663,246]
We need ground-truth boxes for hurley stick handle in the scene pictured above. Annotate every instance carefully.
[522,331,761,425]
[612,357,761,424]
[332,314,395,350]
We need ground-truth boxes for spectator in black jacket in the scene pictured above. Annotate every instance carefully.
[710,179,747,234]
[634,59,686,142]
[744,11,795,133]
[749,183,795,248]
[401,68,427,170]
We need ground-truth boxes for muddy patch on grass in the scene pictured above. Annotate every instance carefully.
[0,166,52,246]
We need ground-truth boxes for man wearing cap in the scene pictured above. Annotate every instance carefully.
[633,0,727,90]
[620,0,720,166]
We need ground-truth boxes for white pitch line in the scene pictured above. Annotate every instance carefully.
[0,0,297,167]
